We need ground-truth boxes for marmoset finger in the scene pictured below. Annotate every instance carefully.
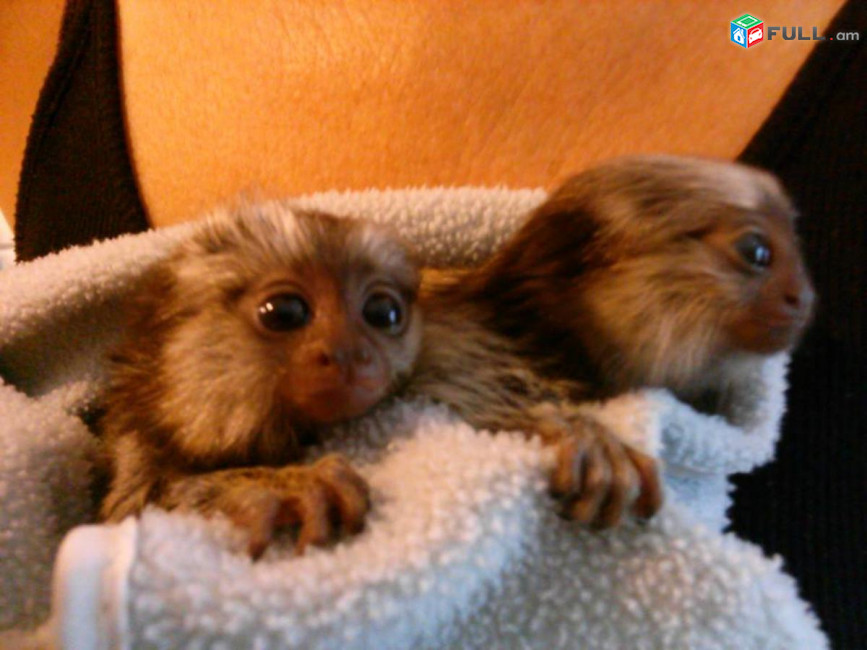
[551,433,589,497]
[566,441,611,523]
[293,483,334,554]
[310,456,371,535]
[625,446,663,519]
[216,485,283,560]
[592,438,640,529]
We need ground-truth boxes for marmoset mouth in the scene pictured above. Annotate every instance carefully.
[301,384,385,423]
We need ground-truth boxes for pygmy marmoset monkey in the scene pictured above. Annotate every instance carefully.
[414,156,814,528]
[461,155,814,408]
[99,204,422,557]
[104,156,803,549]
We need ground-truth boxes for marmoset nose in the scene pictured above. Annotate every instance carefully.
[315,347,342,368]
[781,272,815,318]
[314,342,374,374]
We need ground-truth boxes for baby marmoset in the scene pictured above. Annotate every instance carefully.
[102,156,804,549]
[409,156,813,529]
[99,204,422,556]
[432,154,814,420]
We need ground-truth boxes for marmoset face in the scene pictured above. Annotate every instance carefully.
[123,204,421,462]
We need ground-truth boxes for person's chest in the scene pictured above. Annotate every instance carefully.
[118,0,842,225]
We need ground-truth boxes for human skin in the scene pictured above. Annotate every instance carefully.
[0,1,844,229]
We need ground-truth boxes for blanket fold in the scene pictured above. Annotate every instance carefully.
[0,188,826,649]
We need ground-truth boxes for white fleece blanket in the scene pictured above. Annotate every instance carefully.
[0,188,826,649]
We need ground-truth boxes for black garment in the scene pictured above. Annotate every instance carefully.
[14,0,867,646]
[15,0,148,261]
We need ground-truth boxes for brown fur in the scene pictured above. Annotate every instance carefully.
[409,270,662,528]
[405,156,813,528]
[99,203,420,556]
[444,155,814,414]
[103,157,800,542]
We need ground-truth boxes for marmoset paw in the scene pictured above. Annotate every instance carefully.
[275,454,372,555]
[165,455,370,559]
[546,417,662,529]
[229,455,370,558]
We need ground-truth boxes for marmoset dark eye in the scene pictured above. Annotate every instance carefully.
[734,232,772,269]
[257,294,311,331]
[363,292,404,332]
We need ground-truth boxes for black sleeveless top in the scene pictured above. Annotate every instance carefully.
[14,1,867,646]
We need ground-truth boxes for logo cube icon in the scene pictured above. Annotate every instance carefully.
[731,14,764,48]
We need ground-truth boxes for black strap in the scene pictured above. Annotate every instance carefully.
[14,0,149,262]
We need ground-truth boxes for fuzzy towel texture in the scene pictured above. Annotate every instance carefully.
[0,188,826,649]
